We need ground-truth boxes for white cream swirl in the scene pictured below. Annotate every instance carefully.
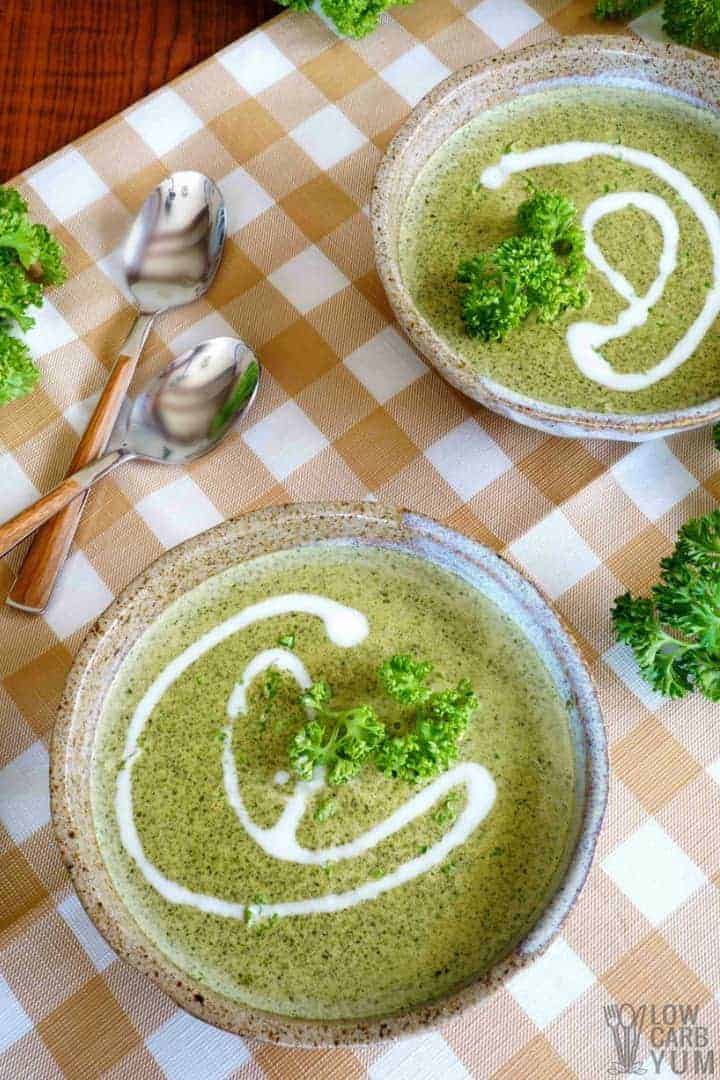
[481,141,720,392]
[115,594,496,922]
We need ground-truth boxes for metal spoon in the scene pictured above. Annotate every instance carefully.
[0,338,259,559]
[7,170,227,613]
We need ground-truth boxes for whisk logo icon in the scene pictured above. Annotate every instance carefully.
[604,1003,646,1075]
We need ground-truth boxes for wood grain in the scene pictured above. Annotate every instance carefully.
[0,0,280,181]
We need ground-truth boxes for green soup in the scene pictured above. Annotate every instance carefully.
[399,85,720,414]
[92,544,576,1019]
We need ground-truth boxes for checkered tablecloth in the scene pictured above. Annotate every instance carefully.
[1,1,719,1077]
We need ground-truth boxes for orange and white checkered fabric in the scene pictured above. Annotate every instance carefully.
[1,2,719,1077]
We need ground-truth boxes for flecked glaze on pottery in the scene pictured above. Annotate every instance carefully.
[372,35,720,441]
[51,503,608,1046]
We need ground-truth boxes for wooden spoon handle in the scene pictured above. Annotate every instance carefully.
[0,479,87,558]
[6,313,153,613]
[0,451,125,558]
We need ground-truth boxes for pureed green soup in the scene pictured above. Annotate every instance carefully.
[399,84,720,414]
[92,544,575,1019]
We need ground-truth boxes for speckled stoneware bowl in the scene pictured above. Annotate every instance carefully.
[52,503,607,1046]
[372,35,720,441]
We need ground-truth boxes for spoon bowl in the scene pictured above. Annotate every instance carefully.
[124,171,227,314]
[112,337,260,464]
[0,338,260,558]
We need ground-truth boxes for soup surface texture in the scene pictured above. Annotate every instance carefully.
[399,85,720,414]
[92,544,575,1019]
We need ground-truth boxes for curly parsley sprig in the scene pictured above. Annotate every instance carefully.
[457,188,589,344]
[277,0,415,38]
[290,681,386,785]
[288,655,479,786]
[0,185,67,405]
[612,508,720,700]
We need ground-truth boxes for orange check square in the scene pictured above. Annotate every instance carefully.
[335,407,418,490]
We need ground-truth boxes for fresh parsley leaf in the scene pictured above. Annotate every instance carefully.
[277,633,296,649]
[0,332,39,405]
[289,688,385,785]
[375,677,478,784]
[612,508,720,700]
[593,0,653,19]
[0,186,67,406]
[457,188,589,343]
[314,797,337,822]
[378,654,433,704]
[278,0,417,38]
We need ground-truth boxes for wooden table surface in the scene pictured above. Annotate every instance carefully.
[1,0,280,182]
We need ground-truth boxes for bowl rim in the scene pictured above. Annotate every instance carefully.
[50,502,608,1046]
[371,34,720,439]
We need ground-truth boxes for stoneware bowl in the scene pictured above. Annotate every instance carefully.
[52,503,608,1046]
[372,35,720,441]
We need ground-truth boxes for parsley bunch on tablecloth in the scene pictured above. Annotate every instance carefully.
[0,186,67,406]
[277,0,415,38]
[613,508,720,700]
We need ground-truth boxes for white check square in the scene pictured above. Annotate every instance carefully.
[290,104,366,170]
[0,975,32,1056]
[344,328,425,404]
[218,32,295,96]
[612,441,697,521]
[0,454,39,520]
[97,246,134,302]
[370,1031,470,1080]
[126,90,203,157]
[630,8,670,45]
[468,0,543,49]
[23,301,76,357]
[243,400,328,480]
[28,148,110,221]
[218,167,274,233]
[44,550,113,639]
[0,742,50,844]
[381,45,451,107]
[426,419,511,501]
[168,312,238,355]
[708,758,720,787]
[602,819,706,925]
[506,937,595,1029]
[603,642,666,713]
[57,893,115,972]
[147,1011,250,1080]
[269,246,349,313]
[136,475,223,550]
[63,393,101,437]
[509,510,600,600]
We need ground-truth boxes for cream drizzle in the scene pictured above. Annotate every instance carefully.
[481,141,720,392]
[114,594,496,922]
